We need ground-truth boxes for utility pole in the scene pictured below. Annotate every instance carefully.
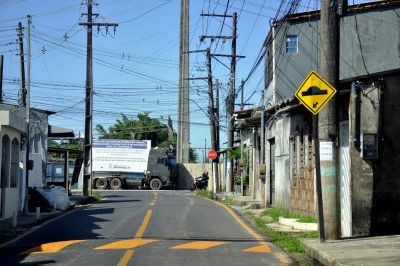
[215,79,220,156]
[200,12,243,192]
[24,15,31,214]
[17,22,26,106]
[227,12,237,192]
[0,55,3,103]
[206,48,219,193]
[240,79,244,110]
[177,0,190,163]
[318,0,341,240]
[80,0,118,196]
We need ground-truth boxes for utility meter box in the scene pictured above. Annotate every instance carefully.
[360,133,378,160]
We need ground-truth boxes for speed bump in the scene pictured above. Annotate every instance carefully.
[20,240,86,254]
[170,241,226,250]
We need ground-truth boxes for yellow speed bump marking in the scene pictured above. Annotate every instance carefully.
[117,250,134,266]
[170,241,226,250]
[95,239,159,250]
[20,240,85,254]
[242,244,271,253]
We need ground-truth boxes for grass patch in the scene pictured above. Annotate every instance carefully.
[222,196,234,206]
[242,211,318,255]
[195,189,214,199]
[262,207,317,223]
[80,191,103,205]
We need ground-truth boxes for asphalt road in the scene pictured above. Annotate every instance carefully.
[0,190,293,265]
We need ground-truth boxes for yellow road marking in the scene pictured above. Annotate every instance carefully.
[242,244,271,253]
[117,250,134,266]
[95,239,158,250]
[274,252,292,266]
[205,199,292,264]
[21,240,85,254]
[211,199,264,242]
[171,241,226,250]
[135,210,152,238]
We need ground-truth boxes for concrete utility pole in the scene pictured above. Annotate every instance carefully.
[17,22,26,107]
[319,0,341,240]
[0,55,3,103]
[227,12,237,192]
[206,48,219,192]
[215,79,220,157]
[24,15,31,214]
[177,0,190,163]
[80,0,118,196]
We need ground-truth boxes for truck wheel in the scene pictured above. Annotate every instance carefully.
[96,178,108,190]
[110,177,122,190]
[149,178,162,190]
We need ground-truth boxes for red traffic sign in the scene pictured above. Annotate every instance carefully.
[208,150,218,160]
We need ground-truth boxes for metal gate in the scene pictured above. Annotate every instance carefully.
[340,121,351,237]
[269,139,275,205]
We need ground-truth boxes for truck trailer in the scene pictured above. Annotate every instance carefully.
[91,139,177,190]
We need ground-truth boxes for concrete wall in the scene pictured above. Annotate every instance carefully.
[265,5,400,107]
[340,8,400,79]
[0,123,22,220]
[0,104,49,187]
[372,74,400,235]
[266,113,291,209]
[349,81,378,236]
[177,163,224,192]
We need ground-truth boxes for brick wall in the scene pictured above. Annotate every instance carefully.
[290,124,316,217]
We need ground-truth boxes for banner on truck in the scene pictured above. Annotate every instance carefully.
[92,140,151,173]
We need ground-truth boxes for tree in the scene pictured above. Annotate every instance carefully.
[95,113,198,162]
[96,112,172,148]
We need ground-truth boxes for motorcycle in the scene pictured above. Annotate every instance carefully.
[189,172,209,191]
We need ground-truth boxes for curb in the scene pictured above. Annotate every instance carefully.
[0,201,89,249]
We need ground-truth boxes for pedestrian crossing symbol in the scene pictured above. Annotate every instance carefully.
[295,71,336,115]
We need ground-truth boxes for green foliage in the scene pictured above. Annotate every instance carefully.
[227,147,241,160]
[80,192,102,205]
[96,112,172,148]
[195,189,214,199]
[235,175,249,186]
[189,148,198,163]
[262,208,291,222]
[48,140,82,160]
[243,212,318,254]
[96,112,197,162]
[222,196,234,206]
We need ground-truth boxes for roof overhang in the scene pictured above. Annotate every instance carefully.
[48,125,75,139]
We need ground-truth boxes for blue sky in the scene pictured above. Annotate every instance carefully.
[0,0,373,161]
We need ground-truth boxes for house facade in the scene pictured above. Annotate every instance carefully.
[236,0,400,237]
[0,103,55,220]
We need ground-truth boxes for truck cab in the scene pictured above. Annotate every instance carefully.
[143,148,177,190]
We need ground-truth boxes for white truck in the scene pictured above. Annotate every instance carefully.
[92,139,177,190]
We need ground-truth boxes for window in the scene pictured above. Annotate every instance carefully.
[1,135,11,188]
[285,35,298,54]
[10,138,20,188]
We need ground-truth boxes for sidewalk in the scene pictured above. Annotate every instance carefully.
[218,192,400,265]
[303,235,400,266]
[0,194,87,247]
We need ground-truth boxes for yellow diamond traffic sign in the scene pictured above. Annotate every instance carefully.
[295,71,336,115]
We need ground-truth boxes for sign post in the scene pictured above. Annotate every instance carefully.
[295,71,336,242]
